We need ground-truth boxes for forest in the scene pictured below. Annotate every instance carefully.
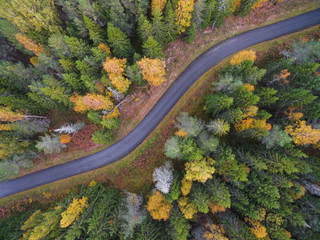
[0,0,320,240]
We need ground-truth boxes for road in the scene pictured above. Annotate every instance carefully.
[1,9,320,199]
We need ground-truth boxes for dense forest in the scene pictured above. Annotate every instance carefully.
[1,38,320,239]
[0,0,285,181]
[1,0,320,240]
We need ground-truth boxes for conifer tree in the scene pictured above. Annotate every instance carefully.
[107,23,134,59]
[151,7,167,45]
[83,15,104,45]
[64,36,90,58]
[164,1,179,42]
[142,36,164,59]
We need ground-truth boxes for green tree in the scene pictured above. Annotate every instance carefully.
[83,15,104,45]
[232,85,260,108]
[176,112,204,137]
[107,23,134,59]
[64,36,90,58]
[151,7,167,45]
[256,87,279,107]
[206,177,231,208]
[142,36,164,59]
[165,174,182,203]
[197,131,219,154]
[183,22,196,44]
[262,125,292,149]
[205,93,233,117]
[190,184,210,213]
[170,208,191,240]
[164,0,178,42]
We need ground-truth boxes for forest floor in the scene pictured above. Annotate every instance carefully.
[1,24,319,217]
[1,0,319,215]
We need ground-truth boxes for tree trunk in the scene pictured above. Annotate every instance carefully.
[300,179,320,197]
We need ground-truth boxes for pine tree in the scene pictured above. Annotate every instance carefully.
[64,36,90,58]
[142,36,164,59]
[83,15,104,45]
[170,207,191,240]
[107,23,134,59]
[151,7,167,45]
[164,1,179,42]
[183,22,196,44]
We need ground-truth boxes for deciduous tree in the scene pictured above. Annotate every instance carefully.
[147,191,173,221]
[60,197,89,228]
[175,0,195,34]
[137,57,166,87]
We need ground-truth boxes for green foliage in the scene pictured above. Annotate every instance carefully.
[213,72,243,93]
[176,112,204,137]
[35,135,66,154]
[170,207,191,240]
[206,177,231,208]
[100,117,121,130]
[48,34,70,56]
[288,39,320,64]
[165,174,182,203]
[205,93,233,117]
[91,129,114,145]
[164,136,182,159]
[63,73,86,93]
[206,119,230,136]
[183,22,196,44]
[262,125,292,149]
[180,138,204,161]
[276,88,317,109]
[190,184,210,213]
[107,23,134,59]
[197,131,219,154]
[65,36,90,58]
[142,36,164,59]
[83,15,104,44]
[218,107,243,124]
[232,85,260,108]
[256,87,279,107]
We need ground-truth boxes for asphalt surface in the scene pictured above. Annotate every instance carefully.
[1,9,320,199]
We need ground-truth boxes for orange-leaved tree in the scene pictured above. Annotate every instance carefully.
[136,57,166,87]
[147,191,173,221]
[15,33,45,56]
[70,93,113,112]
[175,0,195,34]
[230,50,256,65]
[285,120,320,146]
[103,57,131,93]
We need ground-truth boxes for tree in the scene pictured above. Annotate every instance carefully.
[206,177,231,208]
[218,108,243,124]
[256,87,279,107]
[0,135,30,160]
[165,174,182,202]
[193,0,206,29]
[137,57,166,87]
[164,136,182,159]
[83,15,104,45]
[177,197,198,219]
[175,0,195,34]
[64,36,90,58]
[151,0,168,13]
[91,129,114,145]
[0,106,25,122]
[175,112,204,137]
[230,50,256,65]
[35,135,66,154]
[183,22,196,44]
[48,34,70,57]
[206,119,230,136]
[103,57,131,93]
[164,1,178,42]
[232,85,260,108]
[107,23,133,59]
[70,93,114,112]
[42,75,71,107]
[185,157,215,183]
[151,7,167,45]
[203,222,229,240]
[153,161,174,194]
[205,93,233,117]
[15,34,45,56]
[197,131,219,154]
[0,0,62,33]
[285,120,320,146]
[262,125,292,149]
[190,184,210,213]
[170,208,191,240]
[60,196,89,228]
[142,36,164,59]
[213,72,243,93]
[147,191,173,221]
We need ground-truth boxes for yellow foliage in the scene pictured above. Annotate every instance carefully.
[285,230,292,238]
[70,93,113,112]
[245,218,268,239]
[98,43,111,55]
[242,105,258,118]
[103,57,131,93]
[30,56,38,65]
[88,180,97,187]
[181,177,192,196]
[175,0,195,33]
[42,192,52,199]
[0,106,25,122]
[230,50,256,65]
[209,202,226,214]
[252,0,269,9]
[151,0,167,13]
[95,82,105,93]
[0,124,12,131]
[235,118,271,132]
[104,107,120,119]
[177,197,198,219]
[60,197,89,228]
[175,129,188,138]
[233,0,241,12]
[184,157,215,183]
[285,107,303,121]
[203,223,228,240]
[293,185,306,200]
[60,134,71,144]
[15,33,45,56]
[285,120,320,146]
[147,191,172,221]
[244,83,255,92]
[137,57,166,87]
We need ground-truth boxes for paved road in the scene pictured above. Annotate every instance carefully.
[1,9,320,199]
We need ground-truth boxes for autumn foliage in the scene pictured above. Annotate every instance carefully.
[230,50,256,65]
[175,0,195,34]
[285,120,320,146]
[245,218,268,239]
[0,106,25,122]
[177,197,198,219]
[137,57,166,87]
[70,93,113,112]
[184,157,215,183]
[60,197,89,228]
[235,118,272,132]
[103,57,131,93]
[151,0,167,13]
[15,33,45,56]
[181,177,193,196]
[147,191,173,221]
[60,134,71,144]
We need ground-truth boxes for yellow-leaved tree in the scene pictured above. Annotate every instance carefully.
[230,50,256,65]
[175,0,195,34]
[245,218,268,239]
[184,157,215,183]
[203,223,229,240]
[136,57,166,87]
[147,191,173,221]
[0,106,26,122]
[181,177,193,196]
[103,57,131,93]
[60,197,89,228]
[70,93,113,112]
[177,197,198,219]
[285,120,320,146]
[151,0,167,13]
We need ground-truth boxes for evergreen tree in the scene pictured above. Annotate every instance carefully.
[142,36,164,59]
[107,23,134,59]
[170,207,191,240]
[64,36,90,58]
[83,15,104,45]
[151,7,167,45]
[164,1,178,43]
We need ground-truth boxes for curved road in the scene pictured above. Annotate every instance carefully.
[1,9,320,199]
